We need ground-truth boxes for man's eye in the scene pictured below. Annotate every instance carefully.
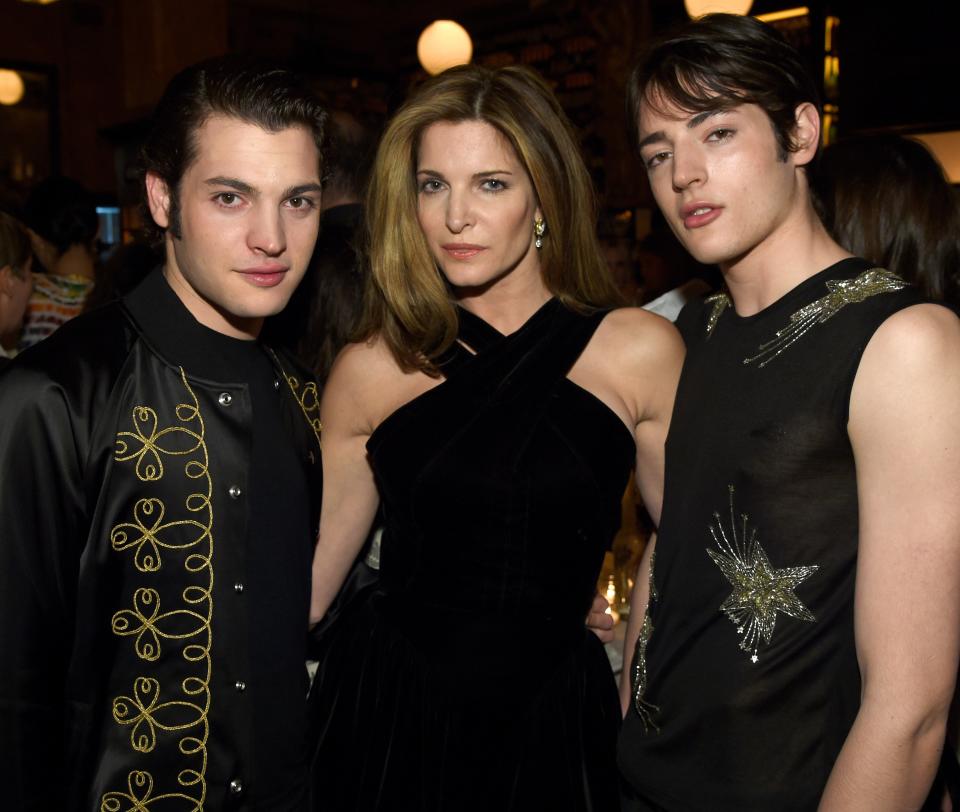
[215,192,240,206]
[288,197,315,210]
[645,151,670,169]
[708,128,735,142]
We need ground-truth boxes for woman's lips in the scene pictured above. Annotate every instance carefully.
[442,244,486,260]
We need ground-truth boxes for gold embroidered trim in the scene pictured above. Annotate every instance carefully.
[707,485,818,663]
[284,373,322,448]
[630,550,660,732]
[744,267,906,367]
[104,368,212,810]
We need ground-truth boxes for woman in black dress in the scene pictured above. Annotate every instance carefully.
[309,64,683,811]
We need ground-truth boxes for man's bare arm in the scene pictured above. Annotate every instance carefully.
[819,304,960,810]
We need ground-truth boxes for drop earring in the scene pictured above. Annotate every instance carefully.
[534,218,546,249]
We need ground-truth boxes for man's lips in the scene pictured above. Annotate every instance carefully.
[680,203,723,229]
[238,264,289,287]
[442,243,486,260]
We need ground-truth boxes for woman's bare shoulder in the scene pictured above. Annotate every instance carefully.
[594,306,685,374]
[325,335,441,433]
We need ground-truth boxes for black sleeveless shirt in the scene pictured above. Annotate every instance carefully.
[618,258,932,811]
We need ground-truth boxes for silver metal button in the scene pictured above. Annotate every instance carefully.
[229,778,243,794]
[235,680,246,692]
[228,485,242,499]
[273,379,281,390]
[218,392,233,406]
[234,582,244,593]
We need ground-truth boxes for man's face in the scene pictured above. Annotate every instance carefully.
[148,115,322,339]
[636,97,803,271]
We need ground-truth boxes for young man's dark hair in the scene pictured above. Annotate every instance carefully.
[626,13,820,161]
[140,55,327,242]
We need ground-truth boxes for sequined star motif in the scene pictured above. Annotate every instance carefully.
[744,267,906,367]
[707,486,819,662]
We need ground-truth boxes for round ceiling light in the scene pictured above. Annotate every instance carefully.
[0,69,25,106]
[417,20,473,76]
[684,0,754,17]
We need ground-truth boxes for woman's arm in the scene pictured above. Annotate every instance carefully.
[308,342,384,626]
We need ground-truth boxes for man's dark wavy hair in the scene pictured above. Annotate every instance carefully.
[140,55,327,243]
[627,13,821,162]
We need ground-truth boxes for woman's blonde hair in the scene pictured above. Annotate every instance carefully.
[360,64,621,373]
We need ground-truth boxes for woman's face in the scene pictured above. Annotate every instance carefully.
[416,119,542,293]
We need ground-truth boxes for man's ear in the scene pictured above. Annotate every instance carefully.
[791,102,821,168]
[145,171,172,229]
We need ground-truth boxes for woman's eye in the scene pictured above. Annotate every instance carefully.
[481,178,506,192]
[419,179,443,193]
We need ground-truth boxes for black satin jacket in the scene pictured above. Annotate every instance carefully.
[0,274,322,810]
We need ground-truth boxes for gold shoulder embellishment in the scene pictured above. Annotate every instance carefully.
[744,267,906,368]
[705,291,731,337]
[707,485,819,663]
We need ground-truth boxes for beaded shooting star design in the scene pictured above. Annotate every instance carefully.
[630,551,660,731]
[743,267,906,367]
[707,486,819,663]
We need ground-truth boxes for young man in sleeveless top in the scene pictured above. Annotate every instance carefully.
[617,14,960,811]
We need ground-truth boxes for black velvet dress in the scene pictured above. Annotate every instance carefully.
[310,299,634,811]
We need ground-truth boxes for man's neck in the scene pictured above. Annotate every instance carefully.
[720,201,851,317]
[162,263,262,341]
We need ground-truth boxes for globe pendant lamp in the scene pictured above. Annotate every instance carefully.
[684,0,753,17]
[417,20,473,75]
[0,69,25,106]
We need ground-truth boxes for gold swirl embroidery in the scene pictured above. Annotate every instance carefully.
[112,676,206,753]
[114,404,203,481]
[100,770,199,812]
[111,588,207,662]
[105,369,212,809]
[283,373,322,447]
[630,550,660,732]
[110,498,209,572]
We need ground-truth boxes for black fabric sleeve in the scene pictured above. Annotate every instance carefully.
[0,363,87,810]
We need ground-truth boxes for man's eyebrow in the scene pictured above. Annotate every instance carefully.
[637,109,730,151]
[204,176,255,194]
[283,183,323,198]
